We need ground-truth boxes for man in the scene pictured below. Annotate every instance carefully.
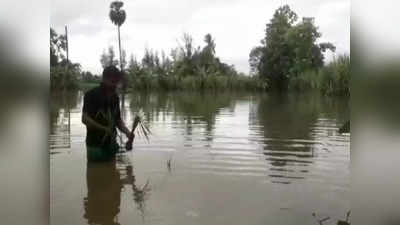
[82,65,134,161]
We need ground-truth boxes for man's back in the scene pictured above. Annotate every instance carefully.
[82,84,121,161]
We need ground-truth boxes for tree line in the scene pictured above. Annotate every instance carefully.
[99,33,265,91]
[50,28,100,90]
[50,4,349,95]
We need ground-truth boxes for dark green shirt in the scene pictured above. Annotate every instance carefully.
[82,83,121,147]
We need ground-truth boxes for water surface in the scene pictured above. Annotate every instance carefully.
[50,90,350,225]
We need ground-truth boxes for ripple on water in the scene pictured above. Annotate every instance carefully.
[50,91,350,225]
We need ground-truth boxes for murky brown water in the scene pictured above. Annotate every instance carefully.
[50,90,350,225]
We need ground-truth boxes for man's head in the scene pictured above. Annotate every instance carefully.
[102,65,123,91]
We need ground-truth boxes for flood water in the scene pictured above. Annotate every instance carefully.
[50,90,350,225]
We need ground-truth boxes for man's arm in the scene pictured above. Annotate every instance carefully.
[82,113,110,133]
[113,95,134,138]
[82,91,110,133]
[116,119,134,139]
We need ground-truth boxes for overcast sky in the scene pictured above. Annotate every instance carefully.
[51,0,350,75]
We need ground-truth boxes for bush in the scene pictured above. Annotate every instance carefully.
[50,66,79,90]
[288,54,350,96]
[126,72,266,92]
[320,54,350,96]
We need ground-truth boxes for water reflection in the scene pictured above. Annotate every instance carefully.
[50,90,81,133]
[84,160,122,225]
[128,91,240,144]
[50,90,81,150]
[83,156,151,225]
[256,92,349,183]
[50,90,350,225]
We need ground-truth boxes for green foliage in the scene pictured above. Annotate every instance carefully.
[261,5,298,90]
[81,71,101,83]
[50,27,83,90]
[50,28,67,67]
[251,5,336,91]
[249,46,264,76]
[288,69,320,91]
[288,54,350,96]
[79,71,101,90]
[51,66,79,90]
[117,32,267,92]
[127,73,265,92]
[100,46,119,69]
[319,54,350,96]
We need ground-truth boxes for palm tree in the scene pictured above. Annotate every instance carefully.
[109,1,126,72]
[204,34,216,55]
[109,1,127,119]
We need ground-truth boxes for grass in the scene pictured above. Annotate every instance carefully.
[127,74,266,92]
[320,54,350,96]
[78,80,101,90]
[288,54,350,96]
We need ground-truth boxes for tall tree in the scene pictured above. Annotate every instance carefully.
[109,1,127,118]
[142,48,155,70]
[50,28,67,67]
[100,46,119,69]
[127,54,141,75]
[249,46,264,75]
[263,4,298,90]
[286,17,335,76]
[200,33,217,73]
[175,33,199,77]
[251,5,335,91]
[50,27,82,89]
[121,49,127,70]
[160,50,173,75]
[109,0,128,119]
[203,34,216,56]
[109,1,126,71]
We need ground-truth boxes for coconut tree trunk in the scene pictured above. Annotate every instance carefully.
[117,25,126,120]
[118,25,122,71]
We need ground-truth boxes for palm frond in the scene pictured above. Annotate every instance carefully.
[109,1,126,26]
[110,1,123,10]
[139,123,150,143]
[141,179,150,192]
[133,108,152,143]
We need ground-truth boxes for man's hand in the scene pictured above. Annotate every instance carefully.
[125,131,135,151]
[127,132,135,140]
[117,120,135,139]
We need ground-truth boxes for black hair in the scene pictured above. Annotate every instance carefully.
[102,65,122,80]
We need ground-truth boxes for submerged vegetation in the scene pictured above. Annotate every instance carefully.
[312,210,351,225]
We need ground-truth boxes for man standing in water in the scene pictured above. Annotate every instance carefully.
[82,65,134,161]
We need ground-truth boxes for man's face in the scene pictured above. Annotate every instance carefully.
[103,75,121,91]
